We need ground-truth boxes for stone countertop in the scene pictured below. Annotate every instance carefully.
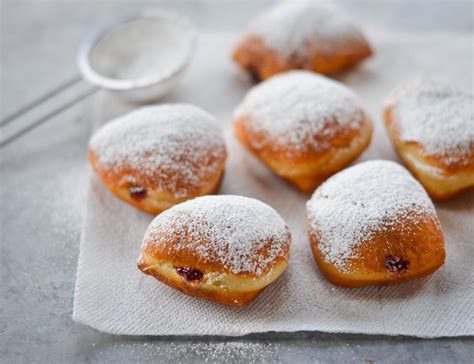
[1,1,473,362]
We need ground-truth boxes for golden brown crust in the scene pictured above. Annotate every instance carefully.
[140,233,289,279]
[234,114,373,192]
[88,150,226,214]
[308,212,445,288]
[233,36,372,81]
[138,249,288,307]
[137,260,264,307]
[384,108,474,201]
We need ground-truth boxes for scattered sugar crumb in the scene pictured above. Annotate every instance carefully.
[111,341,283,363]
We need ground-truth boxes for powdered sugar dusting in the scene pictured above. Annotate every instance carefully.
[143,195,291,276]
[89,104,226,197]
[110,341,283,363]
[387,78,474,165]
[247,1,366,58]
[234,71,364,153]
[307,160,436,271]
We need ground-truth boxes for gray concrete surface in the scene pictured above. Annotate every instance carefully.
[1,1,473,363]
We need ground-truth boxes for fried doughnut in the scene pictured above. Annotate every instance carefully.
[137,195,291,307]
[234,71,372,192]
[384,78,474,200]
[307,160,445,288]
[233,2,372,81]
[88,104,226,214]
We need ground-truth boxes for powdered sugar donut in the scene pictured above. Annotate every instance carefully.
[233,2,372,81]
[384,78,474,200]
[88,104,226,214]
[234,71,372,192]
[138,195,291,307]
[307,160,445,288]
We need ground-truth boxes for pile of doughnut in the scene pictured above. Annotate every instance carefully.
[88,2,473,307]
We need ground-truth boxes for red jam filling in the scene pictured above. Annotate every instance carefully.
[129,186,147,200]
[176,267,203,281]
[385,255,410,273]
[246,64,261,82]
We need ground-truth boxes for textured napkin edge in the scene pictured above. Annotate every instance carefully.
[72,308,473,338]
[72,172,95,326]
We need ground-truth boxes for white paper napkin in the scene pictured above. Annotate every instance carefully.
[73,32,474,337]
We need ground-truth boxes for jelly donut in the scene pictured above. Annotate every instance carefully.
[137,195,291,307]
[233,2,372,81]
[307,160,445,288]
[384,78,474,200]
[234,71,372,192]
[88,104,226,214]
